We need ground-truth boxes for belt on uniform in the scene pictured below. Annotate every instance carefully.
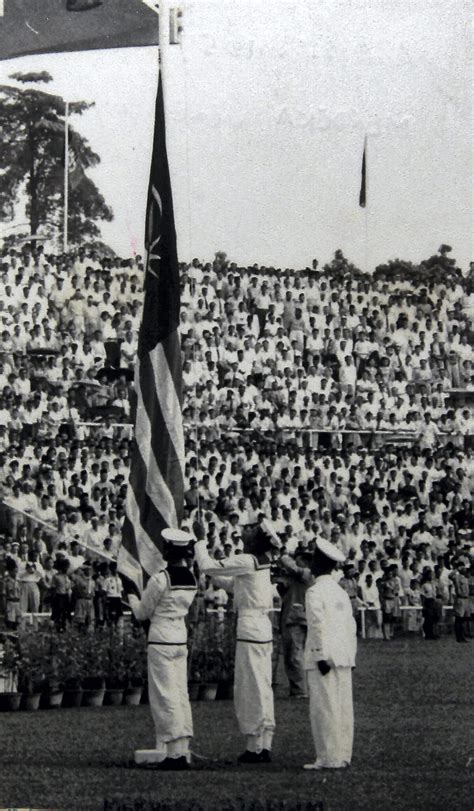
[148,640,187,646]
[237,638,273,643]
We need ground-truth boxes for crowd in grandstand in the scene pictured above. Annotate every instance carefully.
[0,244,473,640]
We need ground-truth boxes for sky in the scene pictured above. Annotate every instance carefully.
[1,0,472,271]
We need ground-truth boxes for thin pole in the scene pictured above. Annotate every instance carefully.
[365,203,369,274]
[363,135,369,273]
[63,100,69,253]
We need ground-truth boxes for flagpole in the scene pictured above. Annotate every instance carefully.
[365,202,369,275]
[362,135,369,274]
[159,0,193,530]
[63,100,69,253]
[365,136,369,274]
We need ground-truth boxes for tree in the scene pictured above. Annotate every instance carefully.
[0,71,113,244]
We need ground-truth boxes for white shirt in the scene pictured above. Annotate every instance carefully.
[195,540,274,642]
[129,567,197,644]
[304,575,357,669]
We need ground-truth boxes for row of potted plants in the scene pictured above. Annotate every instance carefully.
[0,613,238,710]
[0,625,147,711]
[187,613,236,701]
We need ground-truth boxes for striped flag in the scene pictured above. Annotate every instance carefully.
[359,136,367,208]
[118,72,185,593]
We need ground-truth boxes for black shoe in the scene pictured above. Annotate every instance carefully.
[237,750,263,764]
[260,749,272,763]
[156,756,189,770]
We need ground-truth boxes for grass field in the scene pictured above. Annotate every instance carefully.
[0,638,472,811]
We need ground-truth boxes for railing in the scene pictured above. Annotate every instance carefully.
[0,500,116,563]
[72,422,472,449]
[16,604,456,641]
[357,604,454,639]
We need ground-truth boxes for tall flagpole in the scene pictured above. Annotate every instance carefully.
[359,134,368,272]
[63,100,69,253]
[364,136,369,274]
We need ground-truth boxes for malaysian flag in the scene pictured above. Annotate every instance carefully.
[118,72,185,593]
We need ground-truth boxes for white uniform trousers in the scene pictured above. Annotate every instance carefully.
[234,640,275,748]
[307,666,353,767]
[147,644,193,755]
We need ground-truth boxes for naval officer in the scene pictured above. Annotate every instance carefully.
[194,521,281,763]
[128,528,197,770]
[303,538,357,770]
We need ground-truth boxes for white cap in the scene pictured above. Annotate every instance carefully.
[315,538,346,563]
[161,528,194,546]
[260,519,282,549]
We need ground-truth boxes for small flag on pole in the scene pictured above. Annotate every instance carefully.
[118,72,185,594]
[68,137,86,191]
[359,136,367,208]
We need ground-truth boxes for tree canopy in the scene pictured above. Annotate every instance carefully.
[0,71,113,245]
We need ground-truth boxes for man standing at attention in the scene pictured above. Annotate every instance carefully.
[303,538,357,770]
[128,529,197,770]
[194,522,281,764]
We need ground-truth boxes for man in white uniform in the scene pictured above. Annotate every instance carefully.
[303,538,357,770]
[194,522,281,763]
[128,529,197,770]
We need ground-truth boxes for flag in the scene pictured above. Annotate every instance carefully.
[118,72,185,594]
[68,145,86,191]
[359,136,367,208]
[0,0,158,61]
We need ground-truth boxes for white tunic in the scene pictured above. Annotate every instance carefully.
[304,575,357,669]
[129,567,197,748]
[194,540,275,741]
[304,575,357,768]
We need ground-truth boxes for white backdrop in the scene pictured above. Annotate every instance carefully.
[1,0,472,270]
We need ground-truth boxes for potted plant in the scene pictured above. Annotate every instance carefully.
[121,629,147,705]
[0,635,22,711]
[56,627,85,708]
[17,627,46,711]
[104,629,126,706]
[187,616,205,700]
[187,658,202,701]
[38,628,65,709]
[189,620,226,701]
[216,613,236,700]
[80,631,107,707]
[196,648,224,701]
